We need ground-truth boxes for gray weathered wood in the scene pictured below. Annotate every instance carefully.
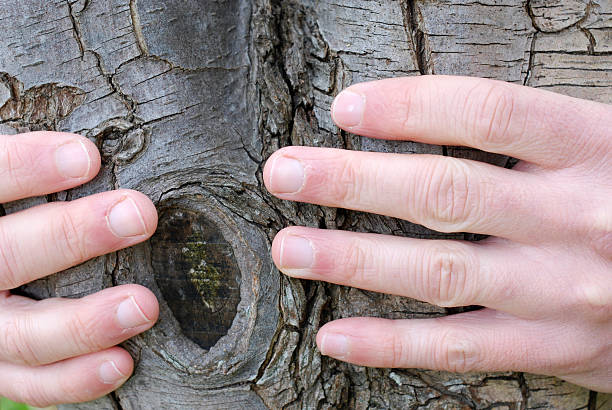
[1,0,610,408]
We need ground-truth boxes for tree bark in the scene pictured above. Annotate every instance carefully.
[1,0,611,408]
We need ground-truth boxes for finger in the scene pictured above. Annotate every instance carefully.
[0,132,101,203]
[0,347,134,407]
[0,285,158,366]
[0,189,158,290]
[316,310,574,374]
[272,227,552,315]
[331,76,611,168]
[264,147,559,239]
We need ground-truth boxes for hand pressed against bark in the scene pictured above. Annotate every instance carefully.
[264,76,612,392]
[0,132,159,407]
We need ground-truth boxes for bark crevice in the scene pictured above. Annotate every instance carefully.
[402,0,433,75]
[129,0,149,56]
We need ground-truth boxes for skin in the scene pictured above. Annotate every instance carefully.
[0,131,159,406]
[264,75,612,392]
[1,75,609,406]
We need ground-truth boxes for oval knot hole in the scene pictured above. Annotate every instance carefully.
[151,207,241,350]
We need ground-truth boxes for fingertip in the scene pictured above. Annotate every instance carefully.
[17,285,159,366]
[0,131,103,202]
[316,322,350,360]
[112,189,159,238]
[102,346,135,382]
[263,147,306,196]
[79,134,102,179]
[262,152,276,193]
[75,348,134,402]
[331,88,366,129]
[96,352,132,391]
[318,318,346,335]
[108,284,159,331]
[271,230,284,268]
[318,317,383,339]
[315,327,325,350]
[0,348,137,406]
[316,318,398,366]
[316,320,344,348]
[271,227,301,266]
[125,284,160,326]
[41,131,101,181]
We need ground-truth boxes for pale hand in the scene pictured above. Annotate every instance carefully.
[0,132,159,406]
[264,76,612,392]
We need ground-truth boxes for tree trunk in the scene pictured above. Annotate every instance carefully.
[1,0,611,408]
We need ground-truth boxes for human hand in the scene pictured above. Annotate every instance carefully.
[264,76,612,392]
[0,132,159,406]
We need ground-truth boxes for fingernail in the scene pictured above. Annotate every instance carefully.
[116,296,150,329]
[55,141,91,178]
[107,197,147,238]
[332,90,366,128]
[269,156,304,194]
[99,361,126,385]
[320,333,349,359]
[280,235,314,270]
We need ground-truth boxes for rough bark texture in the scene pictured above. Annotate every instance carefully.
[1,0,611,408]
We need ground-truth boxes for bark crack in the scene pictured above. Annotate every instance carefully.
[580,27,597,54]
[401,0,433,75]
[578,1,597,54]
[109,391,125,410]
[109,252,120,287]
[66,0,85,57]
[66,1,138,119]
[404,369,477,408]
[588,390,598,410]
[524,0,540,86]
[129,0,149,56]
[518,372,529,410]
[524,31,538,86]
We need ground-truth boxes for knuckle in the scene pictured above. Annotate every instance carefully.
[422,159,478,230]
[436,329,478,373]
[548,339,591,374]
[52,211,89,265]
[1,319,22,361]
[425,245,472,307]
[585,207,612,260]
[67,310,105,353]
[399,77,428,132]
[0,225,24,290]
[386,328,409,368]
[0,140,33,197]
[341,239,374,284]
[58,370,89,403]
[329,158,361,206]
[467,82,519,148]
[1,316,39,365]
[14,377,54,408]
[574,282,612,322]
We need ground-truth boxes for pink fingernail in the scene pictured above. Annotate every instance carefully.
[116,296,150,329]
[320,333,349,359]
[99,361,126,385]
[55,141,91,179]
[269,156,305,194]
[107,197,147,238]
[280,235,314,270]
[332,90,366,128]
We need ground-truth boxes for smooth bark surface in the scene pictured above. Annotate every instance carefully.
[0,0,611,408]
